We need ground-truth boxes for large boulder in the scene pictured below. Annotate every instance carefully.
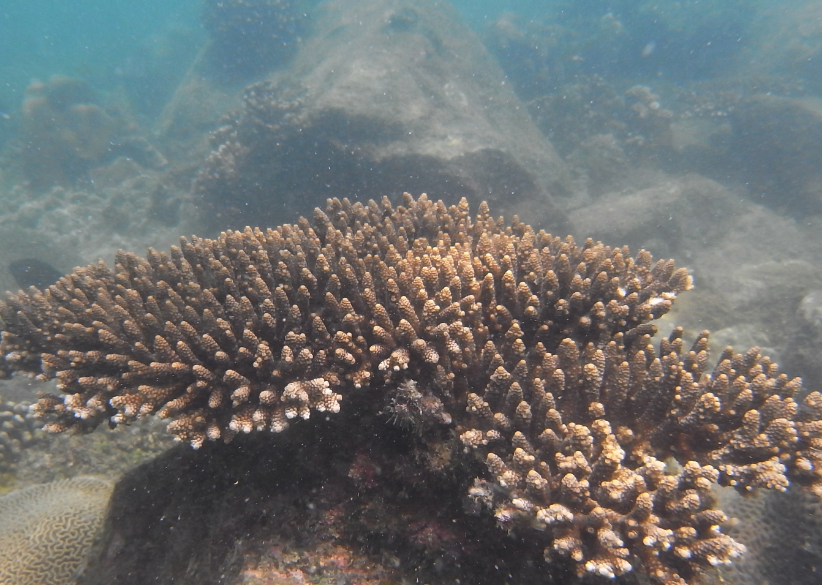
[730,93,822,214]
[195,0,572,232]
[569,173,822,390]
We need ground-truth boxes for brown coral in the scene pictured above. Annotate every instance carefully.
[0,193,820,585]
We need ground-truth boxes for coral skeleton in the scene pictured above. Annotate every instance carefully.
[1,193,820,585]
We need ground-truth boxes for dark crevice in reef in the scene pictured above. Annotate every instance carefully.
[82,406,569,585]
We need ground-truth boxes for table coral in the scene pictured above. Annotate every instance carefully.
[0,193,820,585]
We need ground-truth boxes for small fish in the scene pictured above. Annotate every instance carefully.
[641,40,657,58]
[8,258,63,290]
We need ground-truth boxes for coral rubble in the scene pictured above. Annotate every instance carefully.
[0,193,820,585]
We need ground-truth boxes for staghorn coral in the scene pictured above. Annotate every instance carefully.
[0,476,114,585]
[0,193,820,585]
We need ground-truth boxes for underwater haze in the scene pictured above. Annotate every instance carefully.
[1,1,822,585]
[0,1,201,103]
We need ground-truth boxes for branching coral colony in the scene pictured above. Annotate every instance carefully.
[1,193,821,585]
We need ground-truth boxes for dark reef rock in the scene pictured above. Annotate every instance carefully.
[8,258,63,290]
[195,0,572,233]
[202,0,311,83]
[730,94,822,215]
[79,425,542,585]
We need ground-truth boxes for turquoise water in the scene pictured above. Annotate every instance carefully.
[0,0,200,110]
[0,0,519,106]
[0,0,771,117]
[0,0,763,109]
[0,0,518,105]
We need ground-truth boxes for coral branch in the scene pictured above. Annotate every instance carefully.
[0,193,819,585]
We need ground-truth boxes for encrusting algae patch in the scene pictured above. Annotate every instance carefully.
[0,193,820,585]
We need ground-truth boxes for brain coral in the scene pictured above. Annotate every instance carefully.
[714,486,822,585]
[0,193,821,585]
[0,476,114,585]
